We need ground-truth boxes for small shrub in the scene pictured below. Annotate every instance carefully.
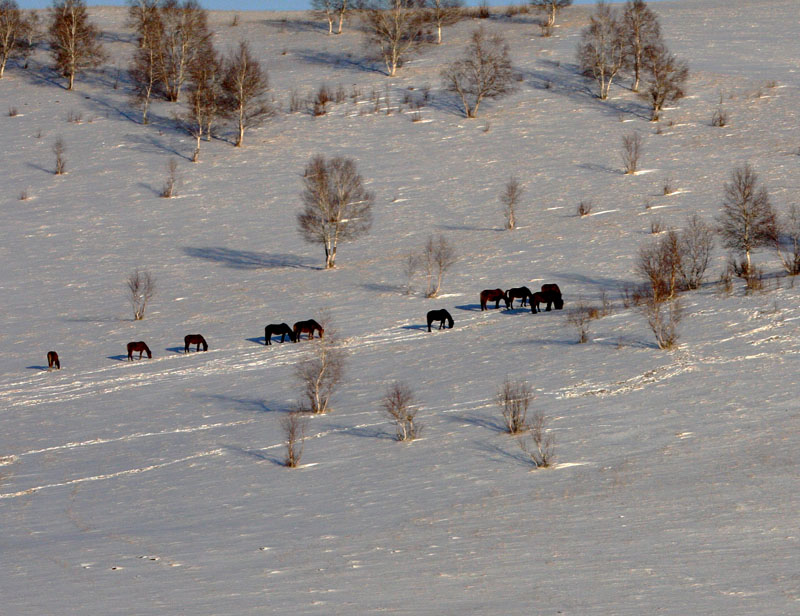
[718,268,733,295]
[34,128,42,139]
[477,1,490,19]
[66,110,83,124]
[577,200,593,217]
[334,84,346,104]
[640,297,682,349]
[650,218,665,234]
[663,177,674,195]
[53,136,66,175]
[517,411,555,468]
[744,266,764,293]
[711,107,728,127]
[281,411,308,468]
[382,382,421,441]
[160,159,179,198]
[538,19,553,37]
[230,14,239,27]
[313,84,332,116]
[19,189,29,201]
[566,302,593,343]
[8,107,18,117]
[497,379,532,434]
[288,89,305,113]
[599,289,613,316]
[622,132,643,175]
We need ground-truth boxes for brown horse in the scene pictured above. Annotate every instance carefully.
[506,286,532,308]
[184,334,208,353]
[265,323,295,345]
[480,288,510,311]
[531,284,564,313]
[427,309,454,331]
[127,341,152,361]
[47,351,60,370]
[293,319,324,341]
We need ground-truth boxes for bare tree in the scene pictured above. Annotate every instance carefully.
[281,411,309,468]
[529,0,572,29]
[620,0,660,92]
[497,378,532,434]
[52,135,66,174]
[637,229,681,302]
[426,0,462,44]
[47,0,105,90]
[441,27,514,119]
[297,155,374,269]
[499,175,523,230]
[311,0,337,34]
[422,233,456,297]
[127,269,156,320]
[127,0,162,124]
[717,164,776,275]
[517,410,555,468]
[638,41,688,121]
[576,1,625,100]
[382,381,421,441]
[621,131,642,174]
[678,213,713,289]
[156,0,210,102]
[639,296,681,349]
[178,43,222,161]
[774,204,800,276]
[0,0,33,79]
[565,301,593,343]
[221,40,271,148]
[362,0,427,77]
[294,329,346,414]
[160,158,178,197]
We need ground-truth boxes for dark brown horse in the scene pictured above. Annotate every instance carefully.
[47,351,60,370]
[127,341,152,361]
[293,319,324,341]
[184,334,208,353]
[506,286,532,308]
[531,284,564,313]
[480,288,510,311]
[427,309,454,331]
[265,323,295,345]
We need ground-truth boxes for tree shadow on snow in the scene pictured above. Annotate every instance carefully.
[474,441,532,468]
[183,246,318,270]
[199,393,281,415]
[294,50,382,75]
[361,282,405,294]
[448,412,506,434]
[220,444,283,466]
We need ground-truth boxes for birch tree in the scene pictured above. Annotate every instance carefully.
[47,0,105,90]
[576,1,625,100]
[0,0,33,79]
[221,40,270,148]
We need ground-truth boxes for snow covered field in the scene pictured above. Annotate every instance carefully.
[1,1,799,613]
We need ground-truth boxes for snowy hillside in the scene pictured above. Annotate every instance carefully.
[1,1,799,613]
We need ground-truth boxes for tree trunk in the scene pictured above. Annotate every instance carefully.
[68,70,75,90]
[437,24,442,44]
[0,59,6,79]
[337,13,344,34]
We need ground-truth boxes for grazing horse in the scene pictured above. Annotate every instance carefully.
[427,309,454,332]
[531,284,564,313]
[480,289,510,311]
[506,286,532,308]
[293,319,324,341]
[47,351,60,370]
[127,341,152,361]
[265,323,295,345]
[184,334,208,353]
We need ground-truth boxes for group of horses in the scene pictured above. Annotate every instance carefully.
[426,283,564,333]
[43,320,326,370]
[480,284,564,313]
[43,287,560,369]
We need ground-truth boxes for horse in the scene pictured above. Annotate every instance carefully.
[506,286,532,308]
[480,288,510,311]
[47,351,60,370]
[293,319,324,341]
[127,341,152,361]
[265,323,295,345]
[427,309,454,331]
[184,334,208,353]
[531,284,564,313]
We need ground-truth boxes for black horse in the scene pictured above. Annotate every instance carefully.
[427,309,454,331]
[47,351,60,370]
[293,319,324,341]
[506,286,532,308]
[184,334,208,353]
[127,341,152,361]
[531,284,564,313]
[480,288,511,311]
[265,323,295,345]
